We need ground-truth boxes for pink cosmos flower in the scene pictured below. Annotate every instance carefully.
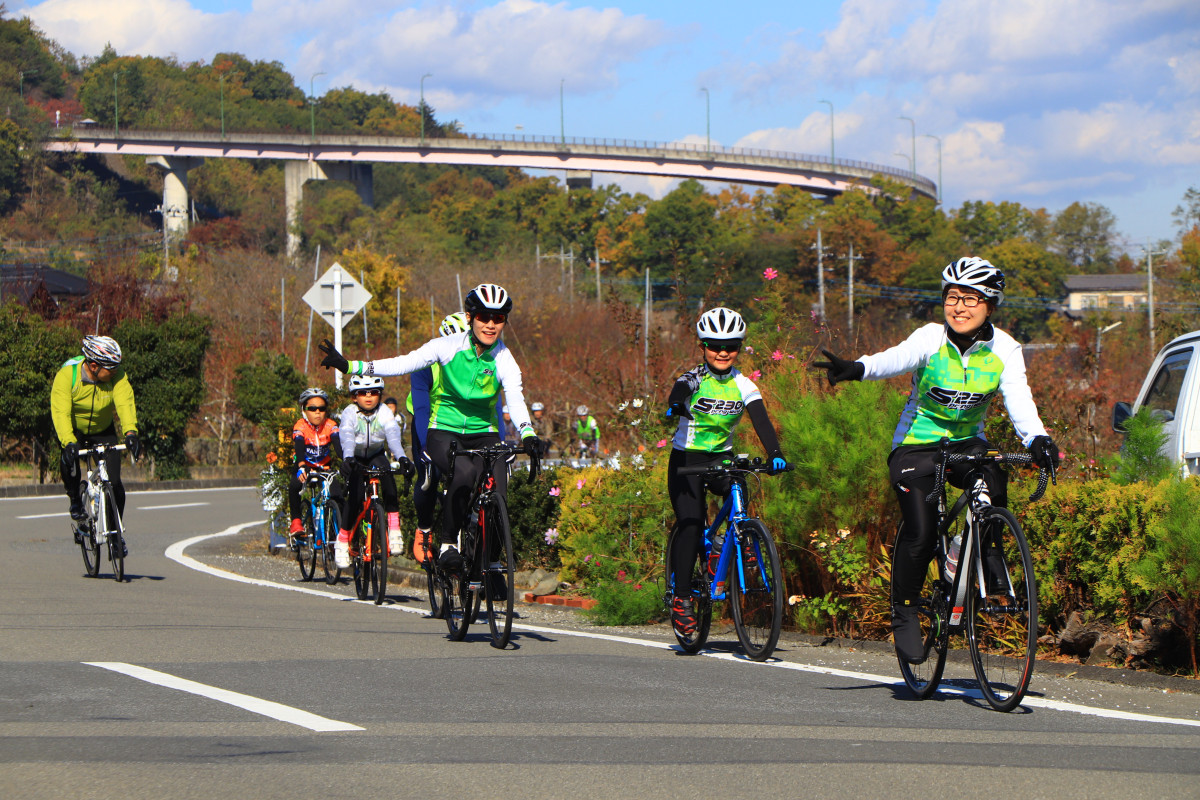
[656,439,667,448]
[749,370,762,380]
[576,478,586,489]
[763,267,779,281]
[771,350,784,361]
[549,487,561,496]
[745,346,754,354]
[544,528,559,544]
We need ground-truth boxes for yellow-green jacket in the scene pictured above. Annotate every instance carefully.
[50,356,138,446]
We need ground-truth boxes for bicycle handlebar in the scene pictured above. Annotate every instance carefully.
[76,443,128,459]
[676,455,794,477]
[926,449,1053,504]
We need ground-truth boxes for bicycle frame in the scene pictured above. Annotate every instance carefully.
[303,469,337,549]
[78,444,126,545]
[345,467,386,563]
[449,444,517,589]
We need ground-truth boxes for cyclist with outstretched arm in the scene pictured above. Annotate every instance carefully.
[321,283,541,573]
[814,257,1060,663]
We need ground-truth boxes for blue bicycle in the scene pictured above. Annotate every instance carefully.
[665,455,790,661]
[296,468,341,585]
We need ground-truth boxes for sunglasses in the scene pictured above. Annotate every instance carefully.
[703,340,743,353]
[474,312,507,324]
[354,389,382,397]
[304,405,328,412]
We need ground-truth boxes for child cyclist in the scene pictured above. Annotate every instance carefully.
[320,283,541,573]
[406,311,508,564]
[334,375,413,569]
[813,257,1060,663]
[664,307,788,636]
[287,387,343,539]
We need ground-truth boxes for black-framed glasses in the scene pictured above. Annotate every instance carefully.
[944,293,984,308]
[703,339,743,353]
[304,405,328,412]
[474,312,507,324]
[354,389,382,397]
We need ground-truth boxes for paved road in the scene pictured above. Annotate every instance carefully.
[3,487,1199,799]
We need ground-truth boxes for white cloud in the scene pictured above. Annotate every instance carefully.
[20,0,238,59]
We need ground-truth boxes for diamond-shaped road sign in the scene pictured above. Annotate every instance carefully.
[302,262,372,329]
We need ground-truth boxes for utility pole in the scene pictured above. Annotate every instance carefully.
[1144,241,1168,355]
[644,269,651,391]
[847,243,861,335]
[814,228,826,324]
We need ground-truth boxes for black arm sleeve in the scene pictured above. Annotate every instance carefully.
[666,377,694,410]
[330,432,342,465]
[745,399,782,460]
[293,433,306,466]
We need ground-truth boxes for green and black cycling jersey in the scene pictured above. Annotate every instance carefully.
[667,363,781,457]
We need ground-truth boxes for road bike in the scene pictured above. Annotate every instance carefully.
[74,443,129,582]
[344,463,394,605]
[295,468,340,585]
[895,443,1053,712]
[436,442,522,649]
[664,455,790,661]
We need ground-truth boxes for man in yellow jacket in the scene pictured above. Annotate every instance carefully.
[51,335,141,526]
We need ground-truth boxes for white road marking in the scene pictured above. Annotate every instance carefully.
[84,661,362,732]
[16,511,70,519]
[137,502,210,511]
[173,525,1200,730]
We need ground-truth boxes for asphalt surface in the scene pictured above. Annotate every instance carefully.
[3,486,1199,799]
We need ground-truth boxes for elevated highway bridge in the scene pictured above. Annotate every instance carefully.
[46,127,937,259]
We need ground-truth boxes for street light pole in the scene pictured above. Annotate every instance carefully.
[419,72,432,145]
[894,152,911,174]
[818,100,834,166]
[899,116,916,180]
[309,72,325,143]
[113,70,126,138]
[923,133,942,205]
[700,87,710,159]
[559,78,565,145]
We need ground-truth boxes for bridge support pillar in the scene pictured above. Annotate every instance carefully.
[285,160,374,261]
[146,155,205,239]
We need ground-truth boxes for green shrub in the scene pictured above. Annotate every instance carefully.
[507,466,563,569]
[1114,408,1174,485]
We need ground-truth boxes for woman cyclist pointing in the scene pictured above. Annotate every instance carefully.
[320,283,541,572]
[814,257,1060,663]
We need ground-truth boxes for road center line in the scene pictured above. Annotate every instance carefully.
[173,525,1200,730]
[16,511,70,519]
[137,502,210,510]
[83,661,362,732]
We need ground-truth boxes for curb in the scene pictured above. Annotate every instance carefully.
[0,478,257,498]
[522,592,597,610]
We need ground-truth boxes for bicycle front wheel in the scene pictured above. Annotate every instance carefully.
[967,507,1037,712]
[730,520,784,661]
[103,484,124,583]
[352,528,369,601]
[443,569,471,641]
[78,486,101,577]
[297,505,317,581]
[663,523,712,654]
[367,500,388,605]
[321,501,341,585]
[482,497,515,649]
[892,522,948,699]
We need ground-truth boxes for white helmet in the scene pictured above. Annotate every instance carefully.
[439,312,469,337]
[531,402,544,412]
[941,257,1005,306]
[348,374,385,394]
[696,307,746,340]
[576,405,588,416]
[464,283,512,315]
[81,335,122,368]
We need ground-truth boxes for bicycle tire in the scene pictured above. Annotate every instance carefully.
[352,525,369,601]
[369,500,388,605]
[483,497,515,649]
[321,501,341,585]
[443,569,471,641]
[103,484,124,583]
[892,522,948,699]
[967,507,1037,712]
[729,520,784,661]
[663,523,712,654]
[297,504,317,581]
[78,485,101,577]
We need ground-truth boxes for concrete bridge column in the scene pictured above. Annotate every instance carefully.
[146,155,205,239]
[284,160,374,261]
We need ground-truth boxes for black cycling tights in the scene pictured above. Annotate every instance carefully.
[667,448,731,593]
[425,430,508,548]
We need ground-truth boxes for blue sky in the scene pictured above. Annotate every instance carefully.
[16,0,1200,251]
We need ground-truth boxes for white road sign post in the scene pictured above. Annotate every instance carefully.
[302,261,372,389]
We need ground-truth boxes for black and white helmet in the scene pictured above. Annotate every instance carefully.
[439,312,469,337]
[464,283,512,315]
[81,335,122,368]
[348,374,385,394]
[696,307,747,340]
[298,387,329,405]
[941,257,1005,306]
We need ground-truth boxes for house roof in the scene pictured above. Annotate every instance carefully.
[1063,274,1147,292]
[0,264,89,303]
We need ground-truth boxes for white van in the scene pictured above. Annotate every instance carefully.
[1112,330,1200,477]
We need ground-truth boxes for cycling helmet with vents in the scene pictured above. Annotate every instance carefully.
[439,312,469,337]
[298,387,329,405]
[695,307,747,340]
[941,257,1005,306]
[348,374,385,394]
[464,283,512,315]
[81,335,122,368]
